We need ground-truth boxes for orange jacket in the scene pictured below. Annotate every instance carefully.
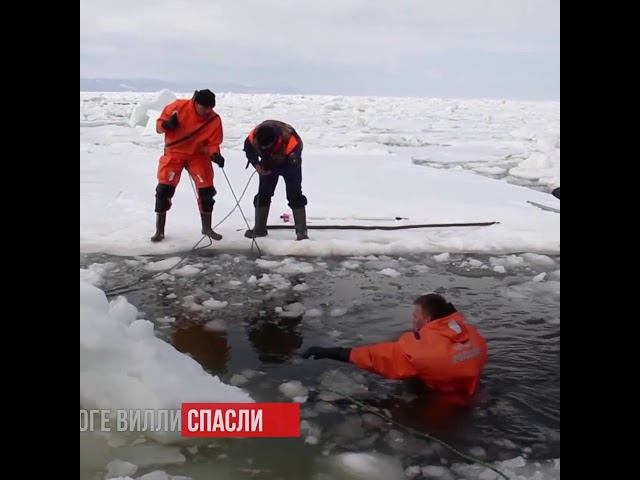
[156,99,223,157]
[350,312,487,406]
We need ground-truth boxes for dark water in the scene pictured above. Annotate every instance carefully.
[80,251,559,479]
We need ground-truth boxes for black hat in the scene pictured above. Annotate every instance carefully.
[256,125,277,148]
[193,89,216,108]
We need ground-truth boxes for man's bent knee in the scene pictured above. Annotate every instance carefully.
[155,184,176,213]
[198,186,216,213]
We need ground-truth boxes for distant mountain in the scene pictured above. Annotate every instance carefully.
[80,78,299,94]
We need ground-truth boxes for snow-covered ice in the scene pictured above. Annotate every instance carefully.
[80,278,252,444]
[81,92,559,257]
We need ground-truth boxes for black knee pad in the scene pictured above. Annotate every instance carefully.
[155,184,176,212]
[287,194,308,209]
[198,186,216,212]
[254,194,272,208]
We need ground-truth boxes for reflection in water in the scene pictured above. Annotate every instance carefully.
[246,310,304,363]
[171,322,230,375]
[360,379,475,439]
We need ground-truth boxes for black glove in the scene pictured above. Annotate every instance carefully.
[302,346,351,362]
[210,153,225,168]
[162,112,179,131]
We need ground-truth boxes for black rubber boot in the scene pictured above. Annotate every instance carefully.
[292,207,309,241]
[151,213,166,242]
[244,206,270,238]
[201,212,223,241]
